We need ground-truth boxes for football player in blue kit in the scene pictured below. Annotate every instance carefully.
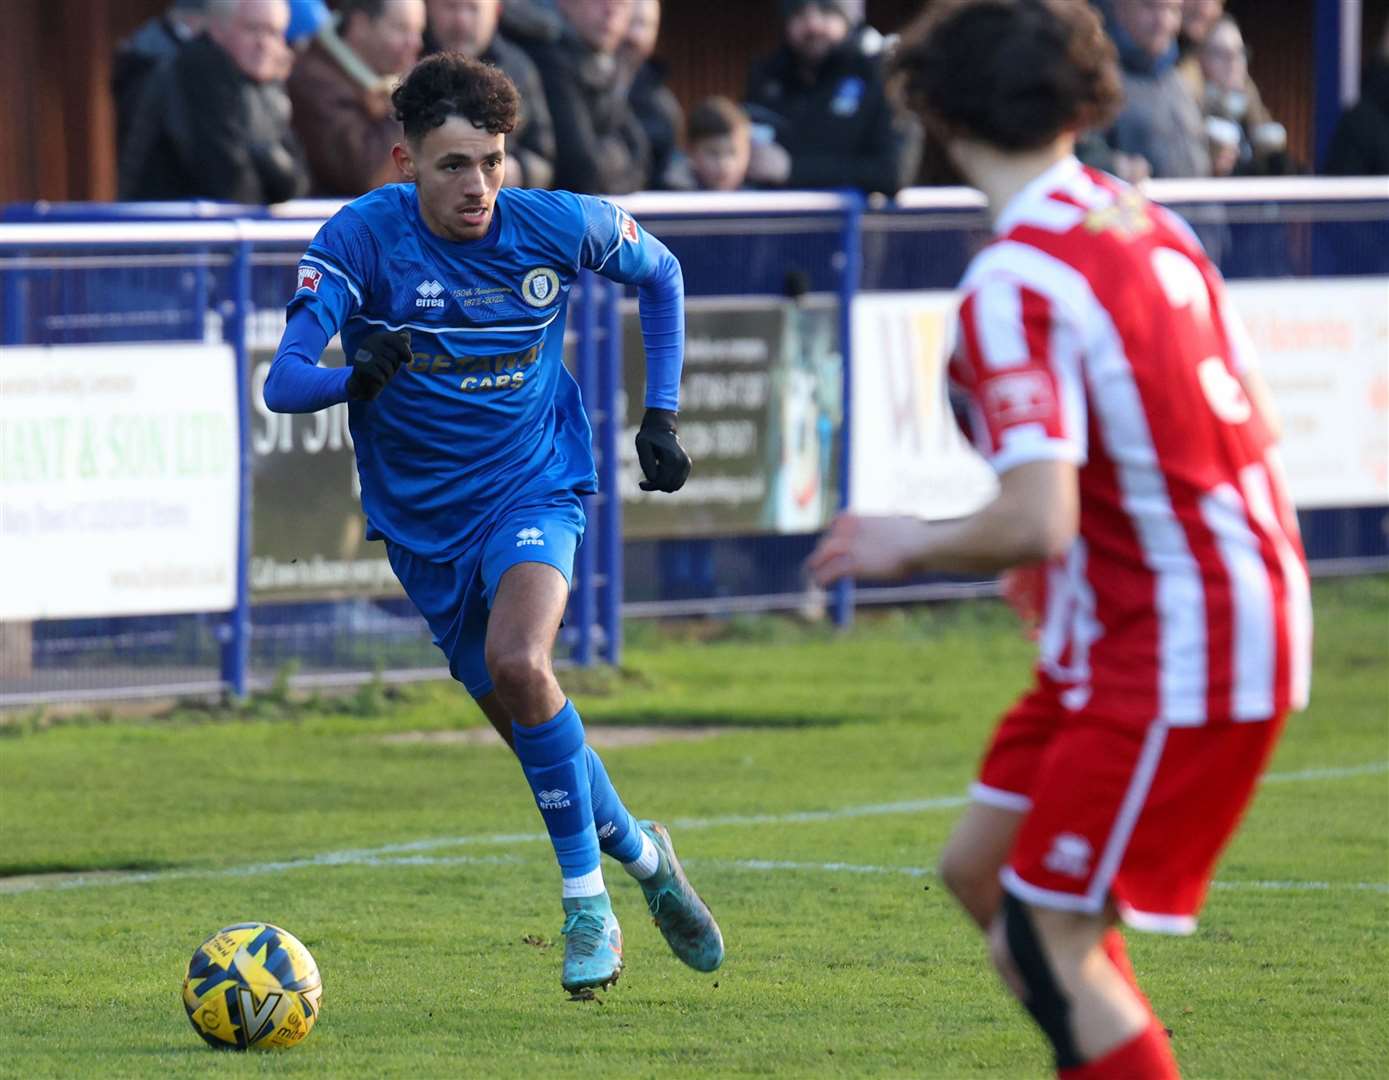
[263,53,722,996]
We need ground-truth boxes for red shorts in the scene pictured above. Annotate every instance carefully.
[974,680,1286,933]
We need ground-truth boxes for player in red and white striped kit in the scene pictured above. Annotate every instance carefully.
[808,2,1311,1077]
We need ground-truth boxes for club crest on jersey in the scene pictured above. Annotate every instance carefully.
[520,267,560,308]
[296,265,322,293]
[618,210,639,244]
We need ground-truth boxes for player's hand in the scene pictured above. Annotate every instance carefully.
[346,329,411,401]
[635,408,691,493]
[805,513,931,587]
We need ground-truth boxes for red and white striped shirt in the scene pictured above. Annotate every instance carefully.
[949,157,1312,725]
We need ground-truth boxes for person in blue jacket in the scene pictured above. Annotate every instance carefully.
[263,53,722,997]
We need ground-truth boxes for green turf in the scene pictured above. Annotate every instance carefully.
[1,578,1386,1078]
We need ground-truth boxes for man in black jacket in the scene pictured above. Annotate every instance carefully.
[744,0,919,195]
[119,0,309,204]
[515,0,648,194]
[111,0,208,160]
[423,0,557,189]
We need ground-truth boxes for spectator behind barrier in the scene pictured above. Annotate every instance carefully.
[287,0,425,197]
[1176,0,1223,100]
[112,0,208,161]
[1198,16,1291,176]
[1324,16,1389,176]
[118,0,310,203]
[514,0,648,193]
[744,0,919,195]
[620,0,693,190]
[1102,0,1211,178]
[686,97,752,192]
[424,0,557,188]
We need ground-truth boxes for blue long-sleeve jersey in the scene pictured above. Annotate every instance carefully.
[264,184,684,559]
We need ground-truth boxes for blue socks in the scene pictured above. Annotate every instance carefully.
[586,746,645,865]
[511,700,603,897]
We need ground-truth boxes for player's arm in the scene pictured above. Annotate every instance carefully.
[807,460,1077,583]
[808,274,1086,585]
[263,213,408,413]
[577,196,689,493]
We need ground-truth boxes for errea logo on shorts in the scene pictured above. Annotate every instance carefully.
[515,527,545,548]
[415,279,446,308]
[538,789,571,809]
[1043,833,1093,879]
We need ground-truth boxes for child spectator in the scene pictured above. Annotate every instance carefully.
[687,97,752,192]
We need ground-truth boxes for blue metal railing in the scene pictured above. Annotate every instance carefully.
[2,177,1387,706]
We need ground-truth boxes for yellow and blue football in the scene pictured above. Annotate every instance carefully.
[182,922,323,1050]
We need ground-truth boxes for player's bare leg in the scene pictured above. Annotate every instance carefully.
[484,562,569,728]
[938,803,1023,929]
[989,898,1177,1078]
[474,692,515,748]
[486,563,623,997]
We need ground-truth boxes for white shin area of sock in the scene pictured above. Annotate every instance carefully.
[561,867,606,898]
[622,832,661,880]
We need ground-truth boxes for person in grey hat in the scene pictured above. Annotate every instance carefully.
[111,0,210,158]
[743,0,919,194]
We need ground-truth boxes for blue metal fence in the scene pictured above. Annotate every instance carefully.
[2,178,1386,706]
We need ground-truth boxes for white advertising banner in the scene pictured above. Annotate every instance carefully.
[0,343,239,619]
[849,291,997,519]
[1227,277,1389,509]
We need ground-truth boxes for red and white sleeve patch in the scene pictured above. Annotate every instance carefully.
[619,211,639,244]
[980,369,1061,431]
[296,265,323,293]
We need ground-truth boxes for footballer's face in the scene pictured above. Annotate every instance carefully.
[395,117,505,242]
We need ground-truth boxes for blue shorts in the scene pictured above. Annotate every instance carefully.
[386,496,585,699]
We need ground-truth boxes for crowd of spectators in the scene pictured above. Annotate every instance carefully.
[111,0,1387,206]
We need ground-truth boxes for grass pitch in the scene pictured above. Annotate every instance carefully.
[1,578,1385,1078]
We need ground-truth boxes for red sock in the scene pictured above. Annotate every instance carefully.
[1102,929,1155,1019]
[1058,1020,1180,1079]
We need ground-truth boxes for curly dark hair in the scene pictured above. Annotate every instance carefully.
[892,0,1123,152]
[392,53,520,142]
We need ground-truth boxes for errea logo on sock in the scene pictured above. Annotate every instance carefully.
[515,526,545,547]
[538,789,571,809]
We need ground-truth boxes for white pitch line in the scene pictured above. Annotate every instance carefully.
[3,761,1384,896]
[695,859,1389,895]
[1259,761,1389,783]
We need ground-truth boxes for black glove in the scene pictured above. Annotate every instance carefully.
[346,329,411,401]
[635,408,691,493]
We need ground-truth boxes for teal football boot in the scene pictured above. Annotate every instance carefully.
[559,893,623,997]
[637,821,724,972]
